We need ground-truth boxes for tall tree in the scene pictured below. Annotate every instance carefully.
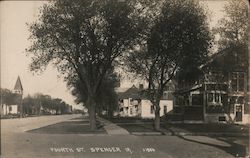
[68,70,119,118]
[214,0,248,50]
[27,0,141,130]
[126,0,213,130]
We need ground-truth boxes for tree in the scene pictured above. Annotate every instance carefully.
[68,70,119,118]
[126,0,213,130]
[27,0,141,130]
[0,88,20,105]
[95,71,119,117]
[214,0,248,50]
[23,95,36,115]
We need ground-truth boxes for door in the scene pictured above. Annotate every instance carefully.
[235,105,242,122]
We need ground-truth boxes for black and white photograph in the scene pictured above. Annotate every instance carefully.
[0,0,249,157]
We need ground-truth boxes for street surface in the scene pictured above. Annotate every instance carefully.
[1,114,249,158]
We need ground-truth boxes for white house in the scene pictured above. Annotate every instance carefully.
[140,100,173,119]
[118,85,173,119]
[1,104,19,115]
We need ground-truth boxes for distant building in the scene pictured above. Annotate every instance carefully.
[1,76,23,116]
[118,84,173,118]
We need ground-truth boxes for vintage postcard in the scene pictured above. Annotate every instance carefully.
[0,0,249,158]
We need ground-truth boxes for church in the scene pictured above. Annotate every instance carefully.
[1,76,23,116]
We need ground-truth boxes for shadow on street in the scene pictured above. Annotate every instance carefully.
[176,135,248,157]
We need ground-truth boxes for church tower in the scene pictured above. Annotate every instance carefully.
[13,76,23,95]
[13,76,23,117]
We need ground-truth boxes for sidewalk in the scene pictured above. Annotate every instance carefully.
[97,117,129,135]
[104,117,249,137]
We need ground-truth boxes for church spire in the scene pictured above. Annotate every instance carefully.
[14,76,23,94]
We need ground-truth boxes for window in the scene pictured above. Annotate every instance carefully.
[237,97,244,104]
[9,106,12,111]
[192,94,203,106]
[120,108,123,112]
[207,93,222,104]
[164,106,167,115]
[232,74,237,91]
[130,108,133,115]
[208,93,213,102]
[150,105,154,114]
[239,73,244,91]
[231,72,245,92]
[244,104,250,114]
[215,93,220,102]
[163,92,168,100]
[206,93,227,113]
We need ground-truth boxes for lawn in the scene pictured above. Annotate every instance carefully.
[104,116,155,124]
[118,123,169,133]
[163,123,249,134]
[103,116,249,134]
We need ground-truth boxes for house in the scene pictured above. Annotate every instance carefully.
[118,84,173,119]
[173,48,249,124]
[1,104,18,115]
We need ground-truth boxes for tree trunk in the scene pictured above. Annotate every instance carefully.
[154,103,161,130]
[87,96,97,131]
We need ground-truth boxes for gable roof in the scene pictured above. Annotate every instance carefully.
[118,85,140,99]
[14,76,23,91]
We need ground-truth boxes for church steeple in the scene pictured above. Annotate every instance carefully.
[14,76,23,94]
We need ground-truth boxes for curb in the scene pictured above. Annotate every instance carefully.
[131,132,249,137]
[131,132,163,136]
[168,132,249,137]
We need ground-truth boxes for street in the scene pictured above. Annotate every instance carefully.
[1,114,249,158]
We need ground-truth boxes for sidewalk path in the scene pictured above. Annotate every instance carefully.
[98,117,129,135]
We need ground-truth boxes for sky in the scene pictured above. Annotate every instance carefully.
[0,0,227,109]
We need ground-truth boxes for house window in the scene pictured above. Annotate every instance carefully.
[239,73,244,91]
[208,93,214,102]
[192,94,203,106]
[206,93,226,113]
[215,93,220,102]
[120,108,123,112]
[150,105,154,114]
[163,92,168,100]
[130,108,132,115]
[164,106,167,115]
[237,97,244,104]
[207,93,221,104]
[9,106,12,111]
[231,72,245,92]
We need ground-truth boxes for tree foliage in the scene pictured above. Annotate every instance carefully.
[0,88,20,105]
[126,0,213,130]
[214,0,248,50]
[22,93,71,115]
[212,0,248,71]
[27,0,141,130]
[68,69,119,117]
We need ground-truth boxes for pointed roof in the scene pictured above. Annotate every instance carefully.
[118,85,140,99]
[14,76,23,91]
